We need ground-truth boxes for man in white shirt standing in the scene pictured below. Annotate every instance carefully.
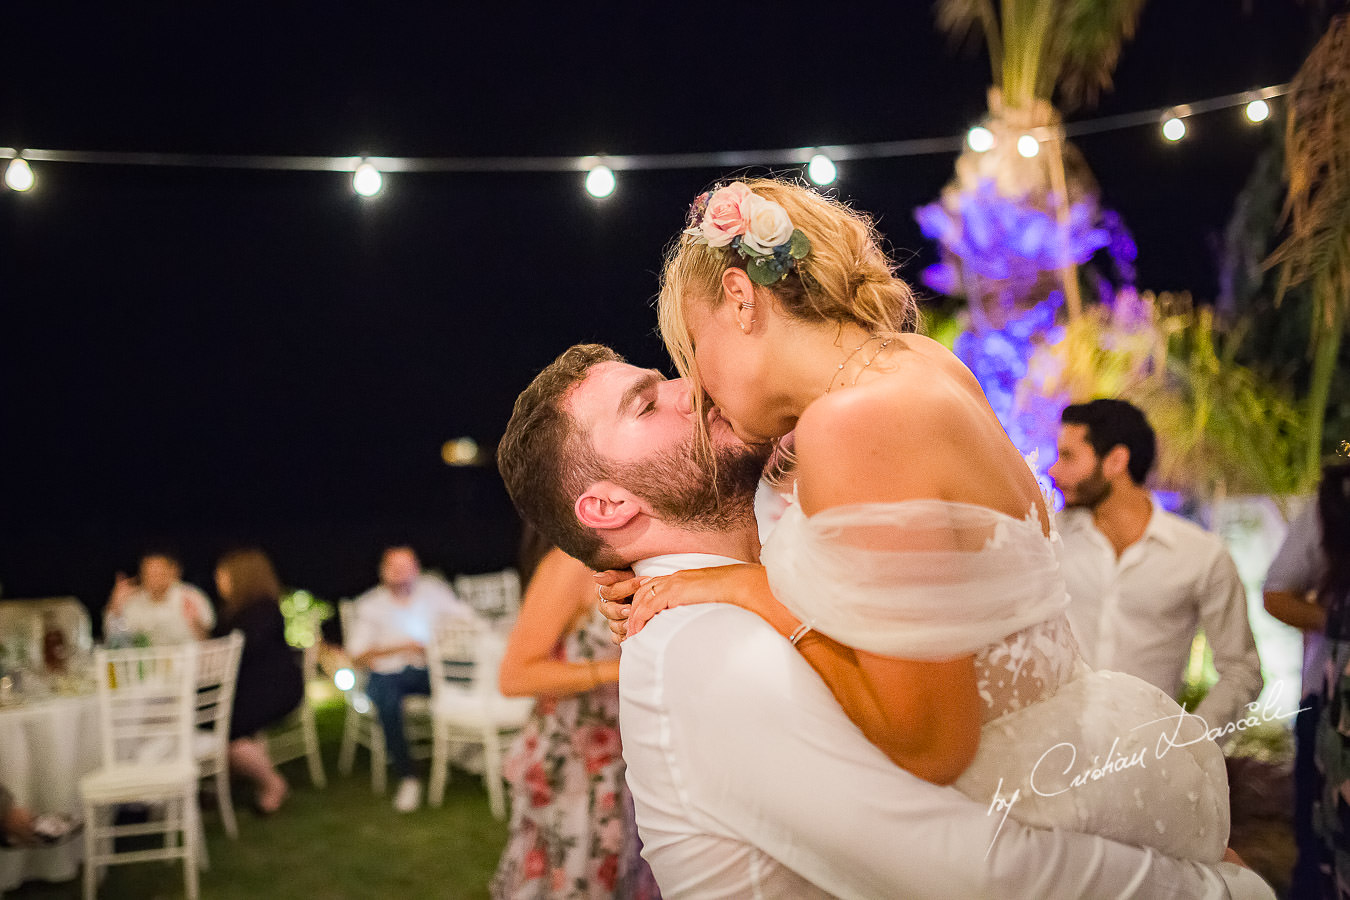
[497,344,1272,899]
[105,551,214,645]
[1049,399,1263,732]
[346,545,473,812]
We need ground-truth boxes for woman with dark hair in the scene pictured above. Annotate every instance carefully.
[214,548,305,814]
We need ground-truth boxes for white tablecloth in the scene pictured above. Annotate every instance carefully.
[0,694,100,893]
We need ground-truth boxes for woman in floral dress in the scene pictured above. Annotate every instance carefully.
[490,546,659,900]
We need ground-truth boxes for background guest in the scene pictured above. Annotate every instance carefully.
[214,547,304,815]
[491,544,658,899]
[1273,463,1350,896]
[346,545,473,812]
[1264,471,1335,897]
[1049,399,1263,730]
[105,550,214,645]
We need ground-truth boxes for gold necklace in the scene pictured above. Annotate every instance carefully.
[826,336,892,393]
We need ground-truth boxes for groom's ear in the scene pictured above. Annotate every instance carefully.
[575,482,643,532]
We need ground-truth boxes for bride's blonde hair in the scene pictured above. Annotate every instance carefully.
[657,176,922,458]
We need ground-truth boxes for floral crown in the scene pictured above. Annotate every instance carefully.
[684,182,811,285]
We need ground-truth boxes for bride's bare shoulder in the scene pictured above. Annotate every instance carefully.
[794,364,975,508]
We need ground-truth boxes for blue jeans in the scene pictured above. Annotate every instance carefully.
[365,666,430,779]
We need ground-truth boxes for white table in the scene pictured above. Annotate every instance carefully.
[0,693,100,893]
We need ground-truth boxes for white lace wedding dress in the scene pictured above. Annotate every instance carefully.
[761,497,1230,863]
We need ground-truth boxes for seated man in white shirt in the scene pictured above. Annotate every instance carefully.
[105,551,214,645]
[1048,399,1263,732]
[346,545,474,812]
[496,344,1272,899]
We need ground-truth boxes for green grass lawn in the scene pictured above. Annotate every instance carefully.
[11,701,510,899]
[8,696,1300,899]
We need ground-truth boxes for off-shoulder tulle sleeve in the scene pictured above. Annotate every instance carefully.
[760,499,1069,659]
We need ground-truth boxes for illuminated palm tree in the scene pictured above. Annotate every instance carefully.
[919,0,1147,469]
[927,0,1146,320]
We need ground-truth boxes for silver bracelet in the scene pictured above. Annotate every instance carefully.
[788,623,813,646]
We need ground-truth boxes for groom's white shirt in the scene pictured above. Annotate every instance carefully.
[620,554,1273,899]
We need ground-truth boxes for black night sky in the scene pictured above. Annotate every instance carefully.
[0,2,1318,622]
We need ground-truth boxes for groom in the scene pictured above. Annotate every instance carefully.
[497,343,1271,898]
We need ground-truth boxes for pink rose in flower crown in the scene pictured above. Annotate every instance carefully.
[741,193,795,254]
[700,182,754,247]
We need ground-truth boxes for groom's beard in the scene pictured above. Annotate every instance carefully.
[617,437,770,533]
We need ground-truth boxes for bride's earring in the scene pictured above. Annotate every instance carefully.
[737,300,754,333]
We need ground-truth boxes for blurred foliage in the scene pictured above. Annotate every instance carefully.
[1027,289,1314,507]
[935,0,1146,110]
[920,299,964,350]
[280,589,334,650]
[1265,14,1350,479]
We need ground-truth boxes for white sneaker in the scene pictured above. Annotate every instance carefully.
[393,777,422,813]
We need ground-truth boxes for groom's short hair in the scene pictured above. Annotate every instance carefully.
[497,344,624,568]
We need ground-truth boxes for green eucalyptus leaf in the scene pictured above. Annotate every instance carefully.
[789,230,811,259]
[747,260,779,286]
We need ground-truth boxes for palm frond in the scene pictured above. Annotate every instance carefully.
[934,0,1003,82]
[1264,13,1350,471]
[1266,12,1350,320]
[1048,0,1148,109]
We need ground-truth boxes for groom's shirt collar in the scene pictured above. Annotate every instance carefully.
[631,553,748,578]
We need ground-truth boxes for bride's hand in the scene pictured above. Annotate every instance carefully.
[626,565,765,640]
[594,569,640,644]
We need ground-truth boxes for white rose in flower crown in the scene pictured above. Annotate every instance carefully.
[741,194,795,254]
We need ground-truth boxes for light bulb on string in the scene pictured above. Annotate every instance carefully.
[5,157,34,192]
[1162,117,1186,141]
[585,164,616,199]
[967,126,995,153]
[1016,134,1040,158]
[352,161,383,197]
[1245,99,1271,123]
[806,153,837,186]
[334,668,356,692]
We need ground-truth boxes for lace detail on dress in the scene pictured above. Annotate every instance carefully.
[974,614,1083,722]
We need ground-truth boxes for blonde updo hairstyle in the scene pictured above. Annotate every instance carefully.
[657,177,921,452]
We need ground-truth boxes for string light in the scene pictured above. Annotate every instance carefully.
[1245,99,1270,123]
[584,163,616,199]
[4,157,34,192]
[967,126,995,153]
[440,437,480,466]
[352,160,382,197]
[334,668,356,691]
[0,83,1292,201]
[806,153,837,186]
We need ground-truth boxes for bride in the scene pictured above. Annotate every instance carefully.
[610,177,1229,861]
